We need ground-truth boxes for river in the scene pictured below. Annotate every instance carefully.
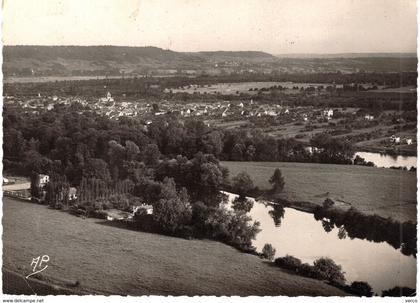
[355,152,417,169]
[225,192,416,294]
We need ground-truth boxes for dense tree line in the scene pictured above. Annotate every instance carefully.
[5,72,417,98]
[4,106,355,185]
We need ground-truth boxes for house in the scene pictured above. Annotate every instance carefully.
[221,108,229,117]
[406,138,413,145]
[364,115,374,121]
[305,146,321,154]
[133,204,153,216]
[68,187,77,201]
[323,109,334,118]
[390,135,401,144]
[100,92,114,102]
[38,174,50,186]
[265,110,278,116]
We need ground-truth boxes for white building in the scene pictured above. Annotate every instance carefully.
[390,135,401,144]
[323,109,334,117]
[364,115,374,121]
[69,187,77,200]
[133,204,153,215]
[39,174,50,186]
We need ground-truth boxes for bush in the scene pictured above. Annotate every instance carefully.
[323,198,335,208]
[269,168,285,193]
[153,178,192,234]
[232,171,254,196]
[313,257,346,285]
[274,255,302,271]
[205,207,261,250]
[232,196,254,213]
[261,243,276,261]
[382,286,416,297]
[298,263,320,279]
[350,281,373,297]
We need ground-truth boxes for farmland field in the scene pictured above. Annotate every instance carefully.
[222,161,417,222]
[3,197,346,296]
[167,81,341,95]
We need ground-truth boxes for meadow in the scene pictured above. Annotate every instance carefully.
[222,161,417,222]
[3,197,345,296]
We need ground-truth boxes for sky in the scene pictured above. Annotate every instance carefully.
[2,0,418,54]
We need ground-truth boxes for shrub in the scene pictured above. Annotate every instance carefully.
[313,257,346,285]
[232,196,254,213]
[269,168,285,193]
[153,178,192,234]
[350,281,373,297]
[274,255,302,271]
[262,243,276,261]
[323,198,335,208]
[298,263,320,279]
[382,286,416,297]
[205,207,261,249]
[232,171,254,196]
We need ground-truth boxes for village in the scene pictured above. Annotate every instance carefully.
[4,88,416,156]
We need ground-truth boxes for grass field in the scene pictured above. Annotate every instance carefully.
[222,161,417,222]
[3,197,345,296]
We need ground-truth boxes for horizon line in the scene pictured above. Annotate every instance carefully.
[3,44,417,57]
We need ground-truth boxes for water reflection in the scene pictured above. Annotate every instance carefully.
[355,152,417,169]
[314,207,417,258]
[268,204,285,227]
[224,192,417,294]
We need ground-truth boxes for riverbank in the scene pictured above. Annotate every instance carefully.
[355,146,417,157]
[3,197,346,296]
[222,161,417,222]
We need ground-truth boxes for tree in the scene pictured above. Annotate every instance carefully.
[125,140,140,161]
[245,145,256,161]
[382,286,416,297]
[144,144,161,167]
[231,143,245,161]
[205,207,261,249]
[44,175,70,209]
[350,281,373,297]
[84,158,111,182]
[198,160,225,207]
[262,243,276,261]
[232,196,254,213]
[30,172,42,202]
[269,168,285,193]
[313,257,346,285]
[153,178,192,234]
[202,131,223,157]
[108,140,126,179]
[232,171,254,197]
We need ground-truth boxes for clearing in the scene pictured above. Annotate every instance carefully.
[222,161,417,222]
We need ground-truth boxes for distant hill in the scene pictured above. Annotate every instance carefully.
[3,45,276,78]
[3,45,417,79]
[275,52,417,58]
[196,51,276,62]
